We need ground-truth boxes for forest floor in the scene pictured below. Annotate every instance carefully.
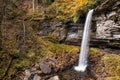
[1,47,119,80]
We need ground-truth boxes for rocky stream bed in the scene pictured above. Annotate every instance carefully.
[11,48,120,80]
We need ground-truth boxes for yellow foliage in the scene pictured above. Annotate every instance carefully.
[102,54,120,76]
[89,48,99,56]
[46,0,91,20]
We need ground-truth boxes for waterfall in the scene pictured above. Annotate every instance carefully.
[74,9,94,72]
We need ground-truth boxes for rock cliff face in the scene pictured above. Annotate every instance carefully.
[94,1,120,39]
[38,0,120,48]
[93,0,120,48]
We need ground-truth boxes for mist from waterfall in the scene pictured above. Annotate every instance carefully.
[74,9,94,72]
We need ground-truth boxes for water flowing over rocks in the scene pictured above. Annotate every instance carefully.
[12,48,120,80]
[15,0,120,79]
[1,0,120,80]
[37,0,120,49]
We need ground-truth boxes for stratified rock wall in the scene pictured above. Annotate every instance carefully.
[38,1,120,48]
[95,10,120,39]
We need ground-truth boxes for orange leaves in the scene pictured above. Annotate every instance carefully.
[46,0,91,20]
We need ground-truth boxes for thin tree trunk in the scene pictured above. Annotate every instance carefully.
[32,0,35,12]
[0,0,7,50]
[2,56,13,80]
[36,0,39,12]
[23,21,26,48]
[42,0,46,18]
[16,20,26,56]
[56,5,58,14]
[3,0,7,40]
[0,0,4,50]
[0,17,2,50]
[20,21,26,56]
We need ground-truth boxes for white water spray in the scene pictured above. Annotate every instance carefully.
[74,9,94,72]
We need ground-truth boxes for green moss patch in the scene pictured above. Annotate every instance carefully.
[106,76,120,80]
[89,48,99,56]
[102,54,120,76]
[0,24,79,79]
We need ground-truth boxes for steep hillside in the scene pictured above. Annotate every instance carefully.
[0,0,120,80]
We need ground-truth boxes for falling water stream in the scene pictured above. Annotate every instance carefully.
[74,9,94,72]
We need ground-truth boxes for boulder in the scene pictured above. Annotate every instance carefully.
[24,70,31,80]
[39,61,52,74]
[33,74,41,80]
[48,76,60,80]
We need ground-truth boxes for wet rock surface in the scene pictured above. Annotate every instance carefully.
[38,1,120,49]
